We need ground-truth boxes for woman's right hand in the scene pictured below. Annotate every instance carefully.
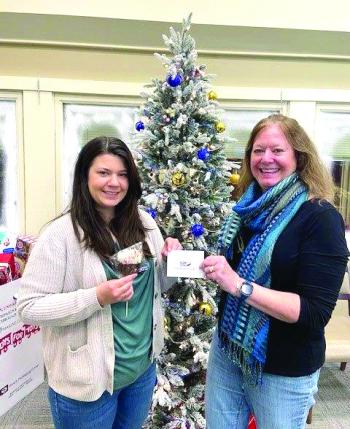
[96,273,137,306]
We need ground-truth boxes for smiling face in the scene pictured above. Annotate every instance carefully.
[250,124,297,191]
[88,153,129,221]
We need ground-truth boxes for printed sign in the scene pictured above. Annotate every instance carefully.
[0,279,44,417]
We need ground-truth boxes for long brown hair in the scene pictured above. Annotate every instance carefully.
[237,114,334,202]
[70,136,151,259]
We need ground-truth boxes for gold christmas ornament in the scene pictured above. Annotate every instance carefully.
[215,121,226,133]
[199,302,213,316]
[165,108,176,118]
[171,171,186,187]
[208,90,218,101]
[229,172,240,185]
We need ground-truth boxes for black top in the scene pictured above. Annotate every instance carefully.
[219,200,349,376]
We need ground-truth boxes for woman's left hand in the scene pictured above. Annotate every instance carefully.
[161,237,183,258]
[201,255,240,296]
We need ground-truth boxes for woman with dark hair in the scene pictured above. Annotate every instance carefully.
[17,137,182,429]
[201,115,348,428]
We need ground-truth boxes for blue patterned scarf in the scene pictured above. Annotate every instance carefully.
[218,173,308,384]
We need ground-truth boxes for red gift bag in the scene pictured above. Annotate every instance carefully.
[0,252,16,278]
[248,414,257,429]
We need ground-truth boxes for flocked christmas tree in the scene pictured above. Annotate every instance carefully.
[133,14,238,429]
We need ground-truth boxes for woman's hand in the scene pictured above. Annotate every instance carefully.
[201,255,241,296]
[96,273,137,306]
[202,256,301,323]
[161,237,183,258]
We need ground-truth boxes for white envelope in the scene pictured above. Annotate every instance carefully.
[167,250,205,278]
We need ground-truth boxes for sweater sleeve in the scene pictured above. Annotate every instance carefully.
[153,226,175,292]
[140,209,176,292]
[296,207,349,329]
[16,219,103,327]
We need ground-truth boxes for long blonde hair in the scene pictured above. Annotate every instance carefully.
[237,114,334,202]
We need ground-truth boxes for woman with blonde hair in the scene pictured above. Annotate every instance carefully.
[238,114,334,201]
[202,114,348,429]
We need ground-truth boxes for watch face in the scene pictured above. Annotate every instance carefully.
[241,281,253,298]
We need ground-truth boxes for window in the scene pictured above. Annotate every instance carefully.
[0,100,19,232]
[221,105,282,159]
[61,103,137,207]
[316,107,350,227]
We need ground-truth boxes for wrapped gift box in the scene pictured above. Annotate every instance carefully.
[15,235,37,261]
[14,234,37,275]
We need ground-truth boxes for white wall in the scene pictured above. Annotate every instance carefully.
[2,0,350,31]
[2,2,350,233]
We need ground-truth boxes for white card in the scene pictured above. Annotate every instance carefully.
[167,250,205,278]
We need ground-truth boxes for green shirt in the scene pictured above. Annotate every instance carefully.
[103,258,154,390]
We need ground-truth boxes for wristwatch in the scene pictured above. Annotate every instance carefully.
[236,279,254,300]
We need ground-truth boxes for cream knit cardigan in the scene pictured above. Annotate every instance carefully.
[17,210,173,401]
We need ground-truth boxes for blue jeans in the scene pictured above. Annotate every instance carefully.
[48,362,156,429]
[205,329,320,429]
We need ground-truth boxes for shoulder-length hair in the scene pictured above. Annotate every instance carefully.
[237,114,334,202]
[70,136,150,259]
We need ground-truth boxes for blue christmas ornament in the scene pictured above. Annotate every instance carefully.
[191,223,204,237]
[197,147,210,161]
[167,74,183,87]
[135,120,145,132]
[146,208,157,219]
